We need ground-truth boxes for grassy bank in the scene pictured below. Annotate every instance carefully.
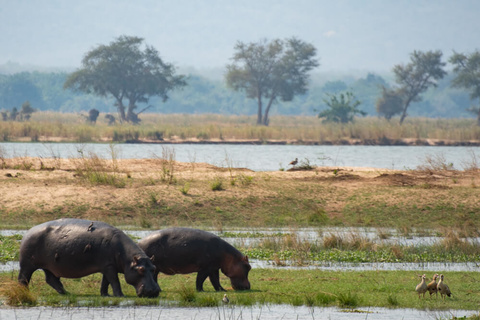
[1,269,479,311]
[1,153,480,231]
[1,112,480,144]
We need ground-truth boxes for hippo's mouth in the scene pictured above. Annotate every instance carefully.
[231,282,251,291]
[136,283,161,298]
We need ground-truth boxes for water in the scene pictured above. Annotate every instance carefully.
[0,305,476,320]
[3,227,480,273]
[1,142,479,171]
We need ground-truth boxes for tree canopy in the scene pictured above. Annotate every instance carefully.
[449,50,480,125]
[317,91,365,123]
[376,87,404,121]
[393,50,447,124]
[63,35,186,123]
[225,37,319,125]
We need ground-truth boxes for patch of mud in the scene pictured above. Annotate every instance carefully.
[374,173,417,186]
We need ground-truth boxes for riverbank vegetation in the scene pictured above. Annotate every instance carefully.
[1,269,479,312]
[1,155,480,314]
[1,112,480,144]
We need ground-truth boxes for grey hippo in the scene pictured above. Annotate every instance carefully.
[138,227,251,291]
[18,218,160,297]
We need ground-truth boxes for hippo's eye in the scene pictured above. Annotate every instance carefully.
[137,266,145,275]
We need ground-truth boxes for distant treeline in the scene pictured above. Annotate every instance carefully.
[0,71,473,119]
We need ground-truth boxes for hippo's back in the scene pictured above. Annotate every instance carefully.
[20,219,120,278]
[139,228,236,275]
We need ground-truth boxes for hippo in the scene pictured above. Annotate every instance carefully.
[138,228,251,291]
[18,218,160,297]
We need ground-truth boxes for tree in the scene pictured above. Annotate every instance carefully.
[19,101,36,121]
[317,91,366,123]
[376,87,404,120]
[64,35,186,123]
[393,50,446,124]
[322,80,347,94]
[225,38,319,125]
[449,50,480,125]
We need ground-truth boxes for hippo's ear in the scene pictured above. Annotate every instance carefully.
[243,255,249,263]
[150,255,155,262]
[131,255,140,268]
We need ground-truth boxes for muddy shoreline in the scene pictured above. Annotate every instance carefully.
[7,136,480,146]
[124,137,480,146]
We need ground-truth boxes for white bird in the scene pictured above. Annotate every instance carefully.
[415,274,427,299]
[222,293,229,304]
[437,274,452,300]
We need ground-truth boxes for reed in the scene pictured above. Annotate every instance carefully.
[0,280,36,306]
[1,112,480,143]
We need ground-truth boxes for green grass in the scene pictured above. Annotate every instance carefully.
[0,235,21,263]
[1,269,478,310]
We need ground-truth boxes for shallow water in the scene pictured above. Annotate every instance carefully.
[0,305,476,320]
[3,227,480,273]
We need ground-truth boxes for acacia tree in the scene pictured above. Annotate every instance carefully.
[449,50,480,125]
[317,91,366,123]
[225,38,318,126]
[64,35,186,123]
[393,50,446,125]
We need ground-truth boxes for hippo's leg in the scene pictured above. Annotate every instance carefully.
[103,267,124,297]
[18,265,36,287]
[44,269,66,294]
[208,269,225,291]
[195,270,209,291]
[100,275,110,296]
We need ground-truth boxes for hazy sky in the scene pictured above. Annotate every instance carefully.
[1,0,479,74]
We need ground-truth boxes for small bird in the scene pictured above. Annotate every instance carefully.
[222,293,229,304]
[415,274,428,299]
[437,274,452,300]
[289,158,298,167]
[426,274,439,298]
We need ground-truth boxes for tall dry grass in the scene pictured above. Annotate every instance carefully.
[0,280,36,306]
[1,112,480,143]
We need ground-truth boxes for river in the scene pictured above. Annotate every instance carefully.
[1,142,479,171]
[0,305,477,320]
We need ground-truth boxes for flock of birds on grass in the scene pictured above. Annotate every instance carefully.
[416,274,451,300]
[290,159,454,303]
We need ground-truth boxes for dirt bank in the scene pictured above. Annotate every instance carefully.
[1,157,479,230]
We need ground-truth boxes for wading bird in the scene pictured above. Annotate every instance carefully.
[427,274,439,298]
[288,158,298,168]
[222,293,229,304]
[415,274,427,299]
[437,274,451,300]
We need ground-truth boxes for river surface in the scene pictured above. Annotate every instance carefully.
[1,142,479,171]
[0,305,477,320]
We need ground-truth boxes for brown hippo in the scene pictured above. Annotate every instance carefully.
[18,219,160,297]
[138,228,251,291]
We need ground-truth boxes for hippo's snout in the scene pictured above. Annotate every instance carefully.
[137,282,161,298]
[231,279,251,291]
